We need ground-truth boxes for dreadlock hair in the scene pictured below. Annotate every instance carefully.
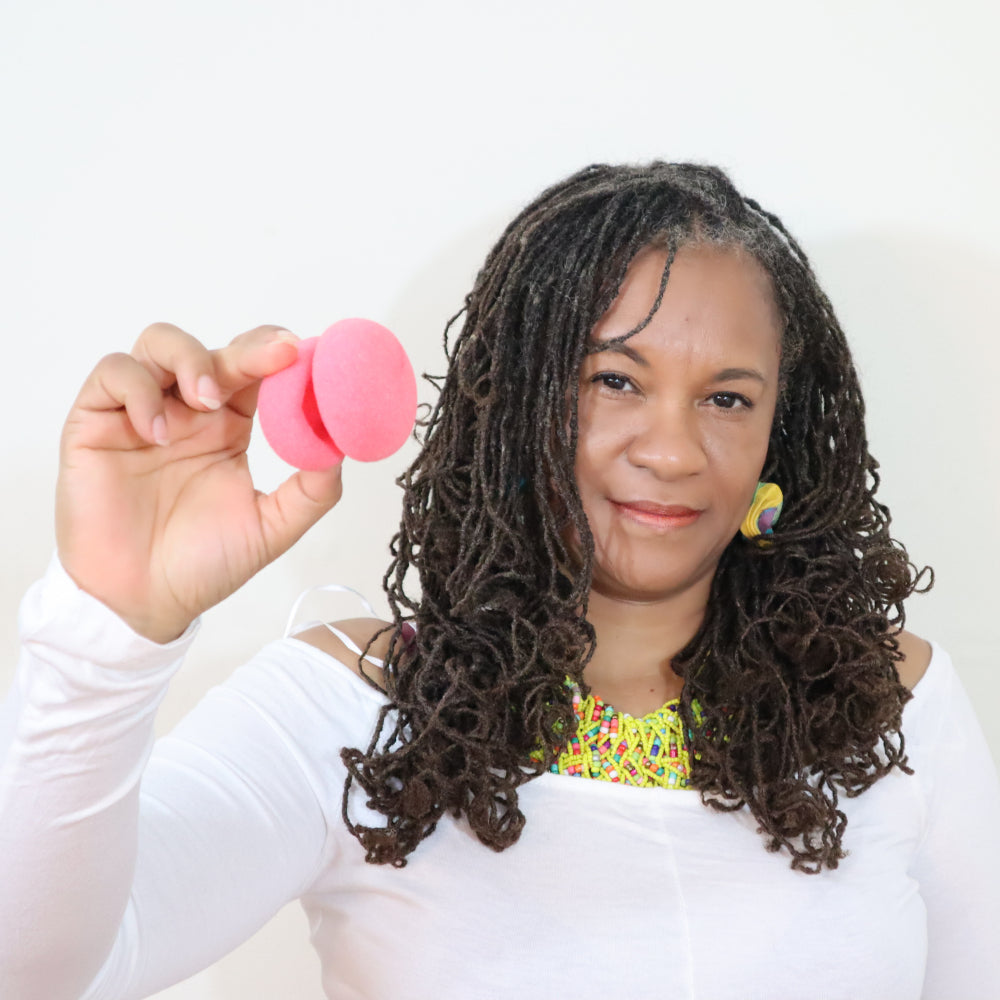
[340,161,931,874]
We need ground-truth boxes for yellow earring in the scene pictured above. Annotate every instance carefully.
[740,481,783,541]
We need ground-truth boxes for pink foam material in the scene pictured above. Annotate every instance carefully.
[257,319,417,469]
[257,337,345,471]
[312,319,418,462]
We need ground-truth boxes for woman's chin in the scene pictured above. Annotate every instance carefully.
[588,568,714,606]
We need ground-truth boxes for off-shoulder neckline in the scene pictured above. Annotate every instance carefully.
[282,634,949,716]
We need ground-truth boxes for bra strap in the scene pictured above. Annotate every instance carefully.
[283,584,386,667]
[321,622,385,668]
[283,583,379,638]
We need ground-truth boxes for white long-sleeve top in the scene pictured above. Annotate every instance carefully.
[2,559,1000,1000]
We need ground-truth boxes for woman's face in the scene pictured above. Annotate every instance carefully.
[574,243,782,605]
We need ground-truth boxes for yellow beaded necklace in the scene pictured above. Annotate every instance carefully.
[547,683,704,789]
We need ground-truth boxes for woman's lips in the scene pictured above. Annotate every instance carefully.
[611,500,703,528]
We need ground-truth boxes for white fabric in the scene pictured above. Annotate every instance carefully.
[2,558,1000,1000]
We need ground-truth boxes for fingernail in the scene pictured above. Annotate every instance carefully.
[152,415,169,446]
[271,329,299,345]
[197,374,222,410]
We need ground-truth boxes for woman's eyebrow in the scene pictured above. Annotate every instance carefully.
[589,341,650,366]
[588,345,767,385]
[714,367,767,383]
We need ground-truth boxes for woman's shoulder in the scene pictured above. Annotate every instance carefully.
[289,622,935,694]
[894,629,933,692]
[294,618,391,690]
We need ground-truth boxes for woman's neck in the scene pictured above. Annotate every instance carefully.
[582,583,708,716]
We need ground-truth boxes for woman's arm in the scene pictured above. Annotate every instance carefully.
[0,560,194,997]
[906,646,1000,998]
[1,323,344,998]
[1,562,335,999]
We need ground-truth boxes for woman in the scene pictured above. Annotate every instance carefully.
[2,162,998,999]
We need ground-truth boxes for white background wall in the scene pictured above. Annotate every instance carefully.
[2,1,997,997]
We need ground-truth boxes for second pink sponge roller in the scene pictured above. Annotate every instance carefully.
[258,318,417,470]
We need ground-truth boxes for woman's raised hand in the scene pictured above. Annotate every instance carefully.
[56,323,344,643]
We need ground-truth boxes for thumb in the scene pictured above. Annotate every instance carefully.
[257,464,344,560]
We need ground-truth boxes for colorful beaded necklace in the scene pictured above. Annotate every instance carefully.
[547,683,704,789]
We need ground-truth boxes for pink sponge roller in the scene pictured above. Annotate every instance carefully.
[257,336,344,471]
[312,319,418,463]
[257,319,417,470]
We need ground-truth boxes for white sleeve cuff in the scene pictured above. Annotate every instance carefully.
[18,553,200,680]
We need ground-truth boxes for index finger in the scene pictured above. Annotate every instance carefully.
[210,325,301,417]
[202,325,298,416]
[130,323,297,413]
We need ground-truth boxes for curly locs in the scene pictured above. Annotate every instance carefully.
[340,161,931,873]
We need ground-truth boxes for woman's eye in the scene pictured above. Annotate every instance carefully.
[709,391,752,410]
[592,372,633,392]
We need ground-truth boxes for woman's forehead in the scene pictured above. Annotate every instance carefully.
[588,243,782,356]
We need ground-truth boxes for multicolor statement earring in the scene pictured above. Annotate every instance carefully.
[740,481,783,542]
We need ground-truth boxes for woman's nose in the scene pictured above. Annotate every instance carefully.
[625,405,708,478]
